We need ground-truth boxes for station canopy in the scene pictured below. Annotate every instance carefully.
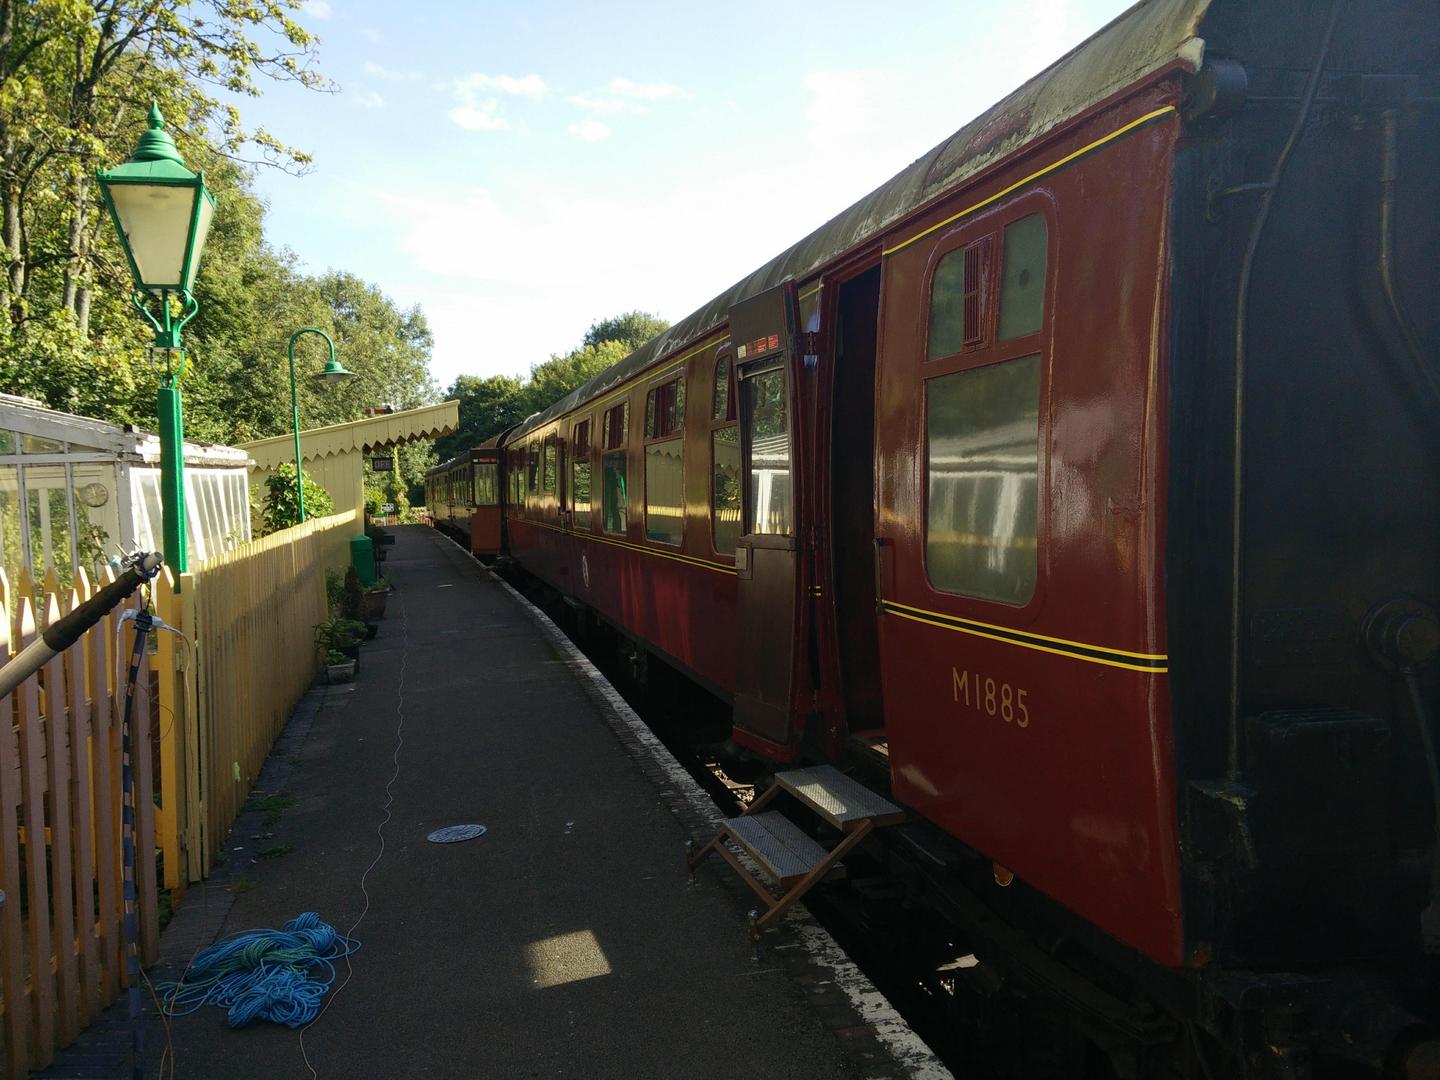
[237,401,459,522]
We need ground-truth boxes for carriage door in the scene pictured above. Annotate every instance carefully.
[731,282,804,753]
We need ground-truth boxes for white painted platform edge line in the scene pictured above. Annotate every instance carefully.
[449,545,951,1080]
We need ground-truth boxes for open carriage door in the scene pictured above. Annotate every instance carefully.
[731,282,804,757]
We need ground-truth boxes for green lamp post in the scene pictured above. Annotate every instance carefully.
[287,327,355,522]
[97,103,216,573]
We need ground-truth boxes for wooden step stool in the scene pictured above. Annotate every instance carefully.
[686,765,905,942]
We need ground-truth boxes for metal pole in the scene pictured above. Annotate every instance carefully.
[288,333,306,524]
[286,328,337,525]
[157,292,188,572]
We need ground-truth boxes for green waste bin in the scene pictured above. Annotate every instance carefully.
[349,534,376,586]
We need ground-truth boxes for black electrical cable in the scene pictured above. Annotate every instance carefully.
[120,608,153,1080]
[1226,0,1345,777]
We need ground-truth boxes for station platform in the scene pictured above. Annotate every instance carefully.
[40,525,947,1080]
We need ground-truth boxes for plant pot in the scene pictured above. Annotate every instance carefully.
[326,660,357,684]
[363,622,379,641]
[364,590,388,619]
[341,643,361,672]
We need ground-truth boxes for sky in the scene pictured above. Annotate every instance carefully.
[234,0,1136,390]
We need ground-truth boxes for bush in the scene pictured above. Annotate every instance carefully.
[261,464,336,533]
[341,567,367,620]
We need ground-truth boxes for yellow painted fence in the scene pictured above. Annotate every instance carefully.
[0,509,356,1074]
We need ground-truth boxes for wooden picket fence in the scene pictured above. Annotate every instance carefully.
[0,567,159,1077]
[0,508,356,1075]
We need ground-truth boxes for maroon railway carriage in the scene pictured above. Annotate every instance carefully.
[500,0,1440,1072]
[423,440,503,558]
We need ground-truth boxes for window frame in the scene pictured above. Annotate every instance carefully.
[571,416,593,531]
[918,195,1054,612]
[706,342,739,558]
[641,370,686,547]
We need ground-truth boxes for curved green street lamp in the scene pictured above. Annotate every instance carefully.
[288,328,355,522]
[97,103,216,573]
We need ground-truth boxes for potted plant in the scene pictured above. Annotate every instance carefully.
[315,616,367,673]
[364,577,390,620]
[325,649,357,683]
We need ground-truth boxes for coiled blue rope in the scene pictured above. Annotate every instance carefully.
[159,912,361,1028]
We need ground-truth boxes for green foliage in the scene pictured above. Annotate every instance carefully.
[314,616,365,653]
[340,567,366,621]
[433,319,666,462]
[261,463,335,534]
[0,0,441,451]
[583,311,669,351]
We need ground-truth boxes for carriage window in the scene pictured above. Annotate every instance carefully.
[925,354,1040,604]
[711,425,740,554]
[602,451,627,535]
[543,440,557,494]
[645,439,683,544]
[602,402,628,449]
[645,377,685,439]
[928,242,984,359]
[527,443,539,497]
[474,462,498,506]
[743,365,792,536]
[712,357,734,420]
[998,214,1048,340]
[572,420,591,528]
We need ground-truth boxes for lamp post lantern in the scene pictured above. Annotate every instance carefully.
[287,327,355,522]
[97,103,216,573]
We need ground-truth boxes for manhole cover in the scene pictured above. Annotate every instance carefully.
[427,824,487,844]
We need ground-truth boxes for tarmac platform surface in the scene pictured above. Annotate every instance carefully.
[39,525,943,1079]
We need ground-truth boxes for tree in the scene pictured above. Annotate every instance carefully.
[583,310,669,352]
[260,463,334,533]
[431,373,527,461]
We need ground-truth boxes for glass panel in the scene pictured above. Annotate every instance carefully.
[645,390,657,439]
[998,214,1048,340]
[644,438,683,545]
[929,246,974,360]
[22,464,71,581]
[527,444,539,495]
[0,431,14,454]
[712,358,731,420]
[926,354,1041,604]
[711,425,740,555]
[72,463,119,577]
[20,433,62,455]
[602,451,627,535]
[543,442,557,493]
[475,463,498,506]
[744,366,792,536]
[573,457,591,528]
[0,464,21,576]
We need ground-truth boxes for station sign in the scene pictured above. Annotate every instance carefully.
[371,455,394,472]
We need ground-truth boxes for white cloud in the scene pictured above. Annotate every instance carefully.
[449,100,507,131]
[352,88,384,109]
[456,73,546,97]
[301,0,332,19]
[448,73,545,132]
[363,61,420,82]
[567,120,612,143]
[569,94,644,115]
[608,77,688,101]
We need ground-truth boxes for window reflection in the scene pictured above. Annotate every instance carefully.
[925,354,1040,604]
[744,366,791,536]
